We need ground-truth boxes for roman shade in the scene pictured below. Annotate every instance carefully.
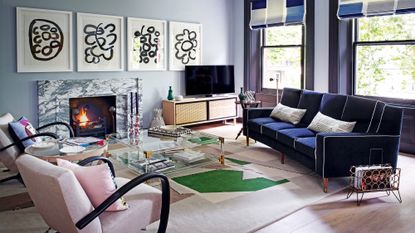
[250,0,306,29]
[338,0,415,19]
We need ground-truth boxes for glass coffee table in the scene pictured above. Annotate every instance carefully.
[107,129,225,176]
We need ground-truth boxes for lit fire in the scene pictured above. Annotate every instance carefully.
[77,107,89,127]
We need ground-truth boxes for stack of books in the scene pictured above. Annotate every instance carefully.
[148,126,192,138]
[173,150,205,163]
[130,157,175,173]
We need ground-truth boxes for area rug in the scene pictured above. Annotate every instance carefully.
[141,130,348,233]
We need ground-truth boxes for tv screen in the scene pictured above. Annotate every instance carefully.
[185,65,235,96]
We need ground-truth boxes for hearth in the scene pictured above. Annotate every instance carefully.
[69,96,116,137]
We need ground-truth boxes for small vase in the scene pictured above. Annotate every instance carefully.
[238,87,246,101]
[167,86,174,100]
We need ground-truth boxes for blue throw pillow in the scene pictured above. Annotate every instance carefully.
[9,117,40,148]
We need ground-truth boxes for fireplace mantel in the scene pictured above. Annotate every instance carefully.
[38,78,142,138]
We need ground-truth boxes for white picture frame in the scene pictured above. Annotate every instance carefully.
[16,7,73,73]
[127,17,166,71]
[77,13,124,72]
[169,21,202,71]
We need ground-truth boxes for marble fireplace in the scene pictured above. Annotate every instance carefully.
[38,78,142,138]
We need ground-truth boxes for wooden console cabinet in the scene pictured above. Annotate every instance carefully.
[162,96,237,126]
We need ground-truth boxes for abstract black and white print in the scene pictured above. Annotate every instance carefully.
[17,8,73,72]
[77,13,123,71]
[134,25,160,64]
[127,18,166,71]
[29,19,64,61]
[83,23,117,64]
[174,28,198,65]
[169,22,201,71]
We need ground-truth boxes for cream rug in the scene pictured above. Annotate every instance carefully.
[0,124,348,233]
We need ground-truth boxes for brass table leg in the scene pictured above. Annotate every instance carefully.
[219,137,225,165]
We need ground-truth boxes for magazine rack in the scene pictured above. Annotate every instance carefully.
[347,164,402,205]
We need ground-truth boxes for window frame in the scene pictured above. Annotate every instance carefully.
[260,25,305,94]
[352,17,415,103]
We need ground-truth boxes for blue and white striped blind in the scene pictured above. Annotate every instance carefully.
[338,0,415,19]
[250,0,305,29]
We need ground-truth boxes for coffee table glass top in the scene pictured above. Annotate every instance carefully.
[107,129,225,176]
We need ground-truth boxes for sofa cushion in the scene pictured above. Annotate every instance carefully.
[294,137,316,158]
[270,104,306,125]
[247,117,278,133]
[261,122,295,138]
[280,88,302,108]
[277,128,316,147]
[341,96,377,132]
[297,90,323,127]
[376,105,403,135]
[367,101,385,133]
[319,93,348,119]
[308,112,356,133]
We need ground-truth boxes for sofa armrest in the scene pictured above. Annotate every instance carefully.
[246,107,274,120]
[315,132,400,178]
[244,108,274,134]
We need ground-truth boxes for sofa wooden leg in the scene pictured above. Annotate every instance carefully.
[323,178,329,193]
[281,153,285,164]
[246,135,250,147]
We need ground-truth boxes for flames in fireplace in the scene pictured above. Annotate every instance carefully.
[77,107,89,127]
[69,96,116,137]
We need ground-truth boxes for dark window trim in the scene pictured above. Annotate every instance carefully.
[352,17,415,102]
[260,25,305,93]
[244,0,314,93]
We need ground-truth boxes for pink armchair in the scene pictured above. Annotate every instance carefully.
[16,154,170,233]
[0,112,73,183]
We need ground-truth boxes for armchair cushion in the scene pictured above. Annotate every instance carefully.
[8,116,41,149]
[57,159,128,212]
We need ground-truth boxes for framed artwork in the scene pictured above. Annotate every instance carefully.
[16,7,73,72]
[77,13,124,71]
[169,21,202,71]
[127,17,166,71]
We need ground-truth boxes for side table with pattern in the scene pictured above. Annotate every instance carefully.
[235,100,262,140]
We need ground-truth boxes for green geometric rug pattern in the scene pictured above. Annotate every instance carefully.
[172,170,289,193]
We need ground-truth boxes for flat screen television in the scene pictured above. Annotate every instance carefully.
[185,65,235,96]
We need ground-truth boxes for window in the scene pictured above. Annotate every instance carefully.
[354,14,415,100]
[261,25,304,90]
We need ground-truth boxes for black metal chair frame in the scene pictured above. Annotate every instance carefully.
[75,156,170,233]
[0,121,73,184]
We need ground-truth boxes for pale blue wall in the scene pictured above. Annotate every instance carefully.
[0,0,239,127]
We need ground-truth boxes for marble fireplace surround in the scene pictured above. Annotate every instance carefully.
[38,78,142,138]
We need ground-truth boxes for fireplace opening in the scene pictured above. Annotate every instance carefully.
[69,96,116,138]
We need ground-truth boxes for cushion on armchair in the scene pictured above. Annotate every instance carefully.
[8,116,41,149]
[57,159,128,212]
[270,103,306,125]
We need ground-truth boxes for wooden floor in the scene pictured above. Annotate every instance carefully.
[194,122,415,233]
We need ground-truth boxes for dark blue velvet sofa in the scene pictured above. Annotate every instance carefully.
[244,88,403,192]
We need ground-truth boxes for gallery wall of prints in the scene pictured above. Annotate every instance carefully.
[16,7,202,73]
